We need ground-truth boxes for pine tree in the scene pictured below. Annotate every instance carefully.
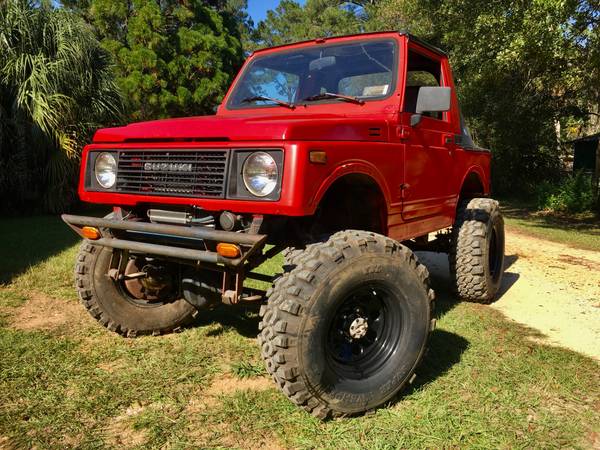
[79,0,245,120]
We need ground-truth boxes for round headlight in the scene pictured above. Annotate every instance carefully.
[242,152,278,197]
[94,152,117,189]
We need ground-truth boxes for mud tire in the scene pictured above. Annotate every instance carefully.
[449,198,505,303]
[258,230,435,419]
[75,243,198,337]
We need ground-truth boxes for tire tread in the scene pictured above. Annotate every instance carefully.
[449,198,503,303]
[74,242,198,337]
[258,230,434,419]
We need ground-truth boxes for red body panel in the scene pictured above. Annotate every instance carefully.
[79,32,491,242]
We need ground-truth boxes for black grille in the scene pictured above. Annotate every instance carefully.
[116,150,228,198]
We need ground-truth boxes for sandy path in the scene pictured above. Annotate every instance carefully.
[417,226,600,360]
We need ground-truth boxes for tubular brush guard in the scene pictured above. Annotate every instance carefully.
[61,214,267,268]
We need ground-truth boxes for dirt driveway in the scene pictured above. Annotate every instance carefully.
[417,226,600,361]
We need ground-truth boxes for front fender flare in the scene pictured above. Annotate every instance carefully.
[308,160,392,215]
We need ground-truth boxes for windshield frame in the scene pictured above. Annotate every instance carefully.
[225,37,399,111]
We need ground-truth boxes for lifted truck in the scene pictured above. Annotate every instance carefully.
[63,31,505,419]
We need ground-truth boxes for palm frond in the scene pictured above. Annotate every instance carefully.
[0,0,123,212]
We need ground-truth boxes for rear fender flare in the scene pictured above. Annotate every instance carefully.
[458,166,489,200]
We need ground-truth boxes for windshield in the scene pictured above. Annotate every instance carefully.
[227,39,398,109]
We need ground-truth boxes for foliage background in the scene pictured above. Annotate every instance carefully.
[252,0,600,197]
[0,0,598,212]
[61,0,246,121]
[0,0,121,212]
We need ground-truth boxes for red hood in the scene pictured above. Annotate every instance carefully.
[93,113,390,143]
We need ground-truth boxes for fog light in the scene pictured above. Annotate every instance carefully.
[219,211,238,231]
[81,226,101,240]
[217,243,241,258]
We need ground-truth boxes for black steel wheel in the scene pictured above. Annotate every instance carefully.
[326,284,402,380]
[258,230,435,419]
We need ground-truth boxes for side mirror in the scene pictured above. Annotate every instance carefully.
[411,86,452,127]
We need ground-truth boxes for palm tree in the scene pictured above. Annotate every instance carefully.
[0,0,122,212]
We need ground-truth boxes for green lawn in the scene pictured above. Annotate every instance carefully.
[501,200,600,252]
[1,216,599,449]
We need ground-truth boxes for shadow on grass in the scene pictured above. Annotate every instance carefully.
[511,218,600,237]
[191,250,523,339]
[0,206,111,285]
[195,302,262,338]
[406,329,469,392]
[193,298,469,414]
[0,215,79,284]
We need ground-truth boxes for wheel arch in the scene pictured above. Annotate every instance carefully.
[311,162,391,212]
[309,165,391,235]
[458,167,488,201]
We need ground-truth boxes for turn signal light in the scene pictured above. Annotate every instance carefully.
[217,243,241,258]
[81,226,101,240]
[309,150,327,164]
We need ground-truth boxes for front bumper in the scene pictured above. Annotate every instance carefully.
[61,214,267,268]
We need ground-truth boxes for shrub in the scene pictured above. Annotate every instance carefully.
[535,171,595,213]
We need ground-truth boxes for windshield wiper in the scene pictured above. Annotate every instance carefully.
[241,95,295,109]
[301,92,365,105]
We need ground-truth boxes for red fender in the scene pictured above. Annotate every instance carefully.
[310,160,392,215]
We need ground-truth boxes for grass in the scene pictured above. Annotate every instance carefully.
[1,215,599,449]
[501,199,600,251]
[230,361,265,379]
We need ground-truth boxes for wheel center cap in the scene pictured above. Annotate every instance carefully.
[348,317,368,339]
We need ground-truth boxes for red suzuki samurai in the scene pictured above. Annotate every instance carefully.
[63,31,505,419]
